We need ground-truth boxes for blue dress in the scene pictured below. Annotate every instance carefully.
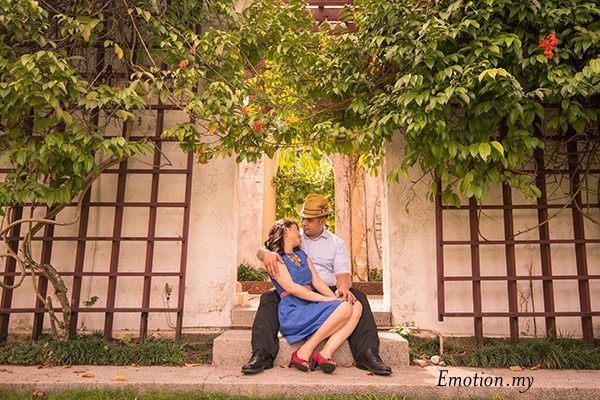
[270,250,342,344]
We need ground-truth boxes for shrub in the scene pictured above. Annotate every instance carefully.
[237,263,268,281]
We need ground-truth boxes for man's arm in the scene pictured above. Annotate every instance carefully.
[332,240,356,303]
[334,273,356,303]
[256,247,283,279]
[308,258,336,297]
[335,273,352,291]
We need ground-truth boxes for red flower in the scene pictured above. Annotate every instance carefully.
[197,148,209,164]
[539,34,558,59]
[179,60,187,68]
[252,121,263,133]
[241,106,248,115]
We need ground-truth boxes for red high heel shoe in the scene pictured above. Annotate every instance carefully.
[310,351,337,374]
[288,351,310,371]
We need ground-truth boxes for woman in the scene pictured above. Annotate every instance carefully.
[264,219,363,374]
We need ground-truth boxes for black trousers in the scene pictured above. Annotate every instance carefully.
[251,286,379,361]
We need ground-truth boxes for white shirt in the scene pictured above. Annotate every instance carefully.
[299,228,351,287]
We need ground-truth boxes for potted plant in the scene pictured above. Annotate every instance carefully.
[237,263,273,293]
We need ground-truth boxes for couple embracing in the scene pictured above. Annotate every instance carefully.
[242,194,392,375]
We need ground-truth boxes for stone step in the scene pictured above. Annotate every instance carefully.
[231,308,392,327]
[212,330,409,369]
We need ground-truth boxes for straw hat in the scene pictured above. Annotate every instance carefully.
[296,194,333,219]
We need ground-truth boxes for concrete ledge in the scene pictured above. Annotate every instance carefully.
[212,330,408,368]
[1,365,599,399]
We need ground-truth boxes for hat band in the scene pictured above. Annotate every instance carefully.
[301,207,329,215]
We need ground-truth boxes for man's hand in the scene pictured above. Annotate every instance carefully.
[335,287,356,304]
[262,250,283,279]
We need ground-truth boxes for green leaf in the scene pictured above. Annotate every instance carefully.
[469,144,479,158]
[479,143,491,161]
[590,59,600,74]
[448,142,458,158]
[33,117,58,130]
[491,141,504,155]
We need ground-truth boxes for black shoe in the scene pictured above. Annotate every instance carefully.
[241,349,274,374]
[356,348,393,376]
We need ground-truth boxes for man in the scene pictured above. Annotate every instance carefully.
[241,194,392,376]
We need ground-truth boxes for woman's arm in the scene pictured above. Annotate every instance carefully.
[256,247,283,279]
[308,258,337,297]
[275,263,336,302]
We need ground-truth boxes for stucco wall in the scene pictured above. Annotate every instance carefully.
[382,137,599,338]
[3,124,598,339]
[3,111,239,336]
[235,160,266,268]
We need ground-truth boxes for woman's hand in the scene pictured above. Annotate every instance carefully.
[335,287,357,304]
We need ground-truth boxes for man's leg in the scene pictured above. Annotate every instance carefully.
[251,289,280,358]
[242,290,280,374]
[347,288,379,358]
[331,286,392,376]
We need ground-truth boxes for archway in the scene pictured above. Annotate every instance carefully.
[233,150,389,316]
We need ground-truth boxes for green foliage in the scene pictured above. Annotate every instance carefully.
[0,1,158,209]
[2,0,598,208]
[0,334,186,366]
[272,151,335,231]
[354,0,599,202]
[237,263,268,282]
[407,336,600,369]
[0,0,223,338]
[183,333,218,365]
[3,0,598,208]
[463,338,600,369]
[368,268,383,282]
[161,0,598,203]
[83,295,99,307]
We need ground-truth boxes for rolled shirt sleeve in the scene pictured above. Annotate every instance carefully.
[332,238,351,276]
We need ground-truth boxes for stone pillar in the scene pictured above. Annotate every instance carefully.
[365,172,383,274]
[235,160,265,267]
[349,155,369,282]
[331,154,371,282]
[262,154,279,241]
[330,154,351,247]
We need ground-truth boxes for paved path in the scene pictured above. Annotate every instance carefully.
[1,364,599,399]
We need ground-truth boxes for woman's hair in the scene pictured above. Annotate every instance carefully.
[264,218,299,253]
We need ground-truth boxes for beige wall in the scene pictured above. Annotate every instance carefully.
[235,155,278,270]
[382,136,600,338]
[4,111,239,336]
[235,160,266,268]
[3,121,598,339]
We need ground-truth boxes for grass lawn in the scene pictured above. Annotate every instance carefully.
[408,336,600,369]
[1,332,598,370]
[0,333,217,367]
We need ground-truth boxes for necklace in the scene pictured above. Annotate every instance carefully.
[285,252,301,267]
